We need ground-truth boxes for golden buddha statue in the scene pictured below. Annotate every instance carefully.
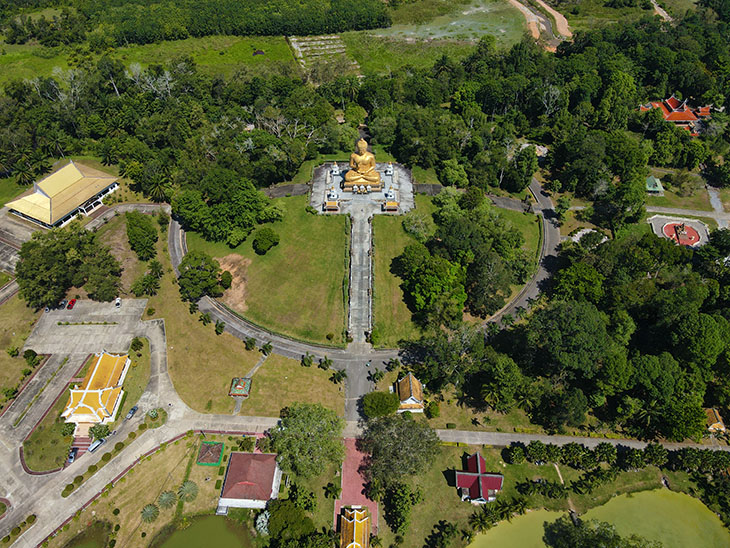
[344,138,382,191]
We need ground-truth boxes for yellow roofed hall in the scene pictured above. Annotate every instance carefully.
[340,507,370,548]
[62,352,130,425]
[7,161,118,227]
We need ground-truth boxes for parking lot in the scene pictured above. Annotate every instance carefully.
[23,299,148,354]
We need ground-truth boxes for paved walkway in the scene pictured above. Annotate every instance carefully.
[334,438,378,530]
[348,210,372,344]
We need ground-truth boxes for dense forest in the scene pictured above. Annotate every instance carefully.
[1,0,391,46]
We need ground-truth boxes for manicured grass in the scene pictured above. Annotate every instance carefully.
[0,36,297,85]
[583,489,730,548]
[717,187,730,211]
[117,338,151,421]
[342,33,475,73]
[496,208,541,259]
[240,354,345,417]
[0,295,42,412]
[45,435,199,547]
[22,385,73,471]
[430,389,540,433]
[0,176,25,208]
[468,508,562,548]
[186,195,349,346]
[0,271,11,289]
[144,237,262,414]
[646,188,712,211]
[372,195,436,348]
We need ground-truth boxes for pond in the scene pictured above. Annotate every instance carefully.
[157,515,253,548]
[469,489,730,548]
[61,521,111,548]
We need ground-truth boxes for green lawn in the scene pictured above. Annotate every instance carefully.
[0,177,25,207]
[22,385,73,471]
[0,296,42,414]
[497,208,541,260]
[0,271,11,288]
[342,33,475,73]
[0,35,297,84]
[646,188,712,211]
[411,166,440,185]
[239,354,345,417]
[282,460,340,531]
[186,195,348,346]
[117,338,151,420]
[584,490,730,548]
[372,195,436,348]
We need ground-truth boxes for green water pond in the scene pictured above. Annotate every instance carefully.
[469,489,730,548]
[157,515,253,548]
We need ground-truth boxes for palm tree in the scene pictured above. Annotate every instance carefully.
[319,356,333,370]
[323,482,341,499]
[461,529,474,543]
[158,491,177,509]
[148,259,164,279]
[480,384,499,411]
[511,498,528,516]
[178,480,198,502]
[261,342,273,355]
[301,352,313,367]
[141,503,159,523]
[14,162,34,186]
[147,174,170,202]
[330,370,347,384]
[199,312,212,325]
[468,509,493,533]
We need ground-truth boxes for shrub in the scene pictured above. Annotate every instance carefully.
[26,515,35,525]
[65,483,75,491]
[244,337,256,350]
[10,528,20,536]
[101,452,112,462]
[425,401,440,419]
[61,423,76,436]
[139,423,148,431]
[363,391,400,418]
[147,307,155,316]
[6,347,19,358]
[3,535,11,543]
[445,423,456,429]
[113,508,120,515]
[126,210,158,261]
[128,431,136,440]
[88,464,98,474]
[114,441,124,451]
[252,227,280,255]
[73,475,84,485]
[215,479,222,489]
[220,271,233,289]
[218,466,225,476]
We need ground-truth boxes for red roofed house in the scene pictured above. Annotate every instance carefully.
[455,452,504,504]
[639,94,712,137]
[217,452,282,513]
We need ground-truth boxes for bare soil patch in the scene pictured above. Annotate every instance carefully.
[219,254,251,312]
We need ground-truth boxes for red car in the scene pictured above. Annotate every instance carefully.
[67,299,77,310]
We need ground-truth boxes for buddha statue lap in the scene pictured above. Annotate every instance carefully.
[344,138,382,191]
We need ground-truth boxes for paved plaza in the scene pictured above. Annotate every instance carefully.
[23,299,148,355]
[647,215,710,247]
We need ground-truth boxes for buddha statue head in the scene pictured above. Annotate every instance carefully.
[356,138,369,154]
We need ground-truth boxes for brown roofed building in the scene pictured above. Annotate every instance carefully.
[396,372,424,413]
[217,452,282,512]
[340,507,370,548]
[706,408,726,433]
[7,161,118,228]
[639,95,712,137]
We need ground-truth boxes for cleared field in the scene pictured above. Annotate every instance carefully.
[646,188,712,211]
[372,0,527,46]
[342,33,476,73]
[0,36,297,84]
[22,383,73,472]
[186,195,348,346]
[239,354,345,417]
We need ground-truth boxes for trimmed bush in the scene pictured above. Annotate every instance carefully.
[215,479,222,489]
[26,515,35,524]
[363,391,400,418]
[74,475,84,485]
[11,528,20,536]
[252,228,280,255]
[101,452,112,462]
[139,423,148,431]
[114,442,124,451]
[128,431,136,440]
[425,401,440,419]
[113,508,120,515]
[88,464,98,473]
[446,423,457,429]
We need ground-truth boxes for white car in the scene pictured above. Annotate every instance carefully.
[115,298,121,309]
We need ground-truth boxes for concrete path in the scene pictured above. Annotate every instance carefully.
[0,280,19,306]
[348,210,372,344]
[651,0,672,21]
[334,438,379,529]
[706,186,727,228]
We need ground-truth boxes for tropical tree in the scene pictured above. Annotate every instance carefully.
[141,504,159,523]
[330,369,347,384]
[178,480,199,502]
[323,482,341,499]
[301,352,314,367]
[158,491,177,509]
[319,356,333,370]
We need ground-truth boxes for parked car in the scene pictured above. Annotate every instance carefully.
[125,405,138,421]
[67,447,78,464]
[115,297,122,309]
[88,438,105,453]
[67,299,77,309]
[58,300,68,309]
[44,306,50,313]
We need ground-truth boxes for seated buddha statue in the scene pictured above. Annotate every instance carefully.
[344,138,381,190]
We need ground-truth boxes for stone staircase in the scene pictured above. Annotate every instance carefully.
[288,35,360,74]
[71,436,92,459]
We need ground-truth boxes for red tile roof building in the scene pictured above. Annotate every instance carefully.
[455,452,504,504]
[639,95,712,137]
[217,452,282,512]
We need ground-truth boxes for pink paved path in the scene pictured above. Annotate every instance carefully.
[334,438,379,531]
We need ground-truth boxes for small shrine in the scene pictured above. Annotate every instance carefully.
[229,377,252,399]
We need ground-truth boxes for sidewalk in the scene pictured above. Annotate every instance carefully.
[334,438,379,531]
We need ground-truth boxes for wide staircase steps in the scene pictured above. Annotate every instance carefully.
[72,436,92,459]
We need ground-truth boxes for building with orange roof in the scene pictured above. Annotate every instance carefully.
[639,95,712,137]
[217,452,281,512]
[61,352,130,427]
[705,408,726,433]
[396,372,424,413]
[7,160,118,228]
[340,507,370,548]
